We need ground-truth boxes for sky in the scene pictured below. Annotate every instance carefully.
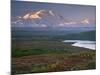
[11,1,96,28]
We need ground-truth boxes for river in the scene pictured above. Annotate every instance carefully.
[62,40,96,50]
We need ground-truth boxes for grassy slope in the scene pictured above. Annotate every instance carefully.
[12,41,96,74]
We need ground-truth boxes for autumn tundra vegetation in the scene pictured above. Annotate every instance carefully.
[12,40,96,74]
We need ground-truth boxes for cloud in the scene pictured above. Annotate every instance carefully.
[59,17,90,26]
[81,18,90,24]
[18,16,22,19]
[59,21,77,26]
[58,18,90,26]
[41,24,47,28]
[31,24,47,28]
[59,23,64,27]
[65,22,77,25]
[11,20,22,24]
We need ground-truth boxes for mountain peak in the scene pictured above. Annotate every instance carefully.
[19,9,55,20]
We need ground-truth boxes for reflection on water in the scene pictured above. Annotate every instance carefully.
[63,40,96,50]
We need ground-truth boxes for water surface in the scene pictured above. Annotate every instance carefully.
[63,40,96,50]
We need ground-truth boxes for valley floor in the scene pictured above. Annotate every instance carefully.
[12,40,96,74]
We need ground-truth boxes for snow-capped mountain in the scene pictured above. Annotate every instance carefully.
[11,9,95,28]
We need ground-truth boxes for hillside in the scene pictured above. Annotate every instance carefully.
[54,30,96,41]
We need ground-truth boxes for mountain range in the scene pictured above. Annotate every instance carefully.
[11,9,95,28]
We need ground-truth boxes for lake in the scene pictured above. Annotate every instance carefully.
[62,40,96,50]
